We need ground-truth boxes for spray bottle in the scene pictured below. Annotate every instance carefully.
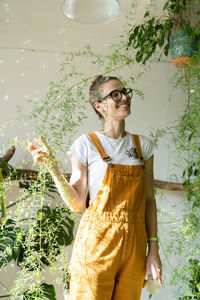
[146,263,162,294]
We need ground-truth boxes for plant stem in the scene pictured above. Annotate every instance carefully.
[46,61,131,116]
[187,77,191,180]
[0,168,6,219]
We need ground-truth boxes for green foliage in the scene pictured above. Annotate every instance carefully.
[173,259,200,299]
[23,283,56,300]
[127,0,200,64]
[17,205,74,269]
[151,50,200,298]
[0,218,22,269]
[0,163,75,299]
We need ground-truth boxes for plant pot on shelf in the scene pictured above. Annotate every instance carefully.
[170,30,199,68]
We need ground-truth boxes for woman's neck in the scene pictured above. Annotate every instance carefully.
[100,120,126,139]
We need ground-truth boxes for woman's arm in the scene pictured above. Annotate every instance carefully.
[28,138,87,212]
[144,155,162,284]
[48,156,87,212]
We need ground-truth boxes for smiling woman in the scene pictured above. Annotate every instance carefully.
[29,75,162,300]
[89,76,132,122]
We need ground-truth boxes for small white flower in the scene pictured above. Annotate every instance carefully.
[4,95,8,101]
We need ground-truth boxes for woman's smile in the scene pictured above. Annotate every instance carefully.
[117,102,130,108]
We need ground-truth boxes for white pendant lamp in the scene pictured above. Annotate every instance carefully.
[62,0,120,24]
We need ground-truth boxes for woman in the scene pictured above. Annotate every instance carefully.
[29,75,162,300]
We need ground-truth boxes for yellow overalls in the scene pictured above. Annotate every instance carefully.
[66,133,147,300]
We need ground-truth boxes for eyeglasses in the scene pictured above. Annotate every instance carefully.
[99,88,133,103]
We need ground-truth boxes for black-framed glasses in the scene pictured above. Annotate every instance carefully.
[99,88,133,103]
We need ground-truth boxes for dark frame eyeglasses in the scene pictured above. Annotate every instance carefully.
[98,88,133,103]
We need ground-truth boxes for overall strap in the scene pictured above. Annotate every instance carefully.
[88,133,111,162]
[132,134,144,165]
[84,133,111,211]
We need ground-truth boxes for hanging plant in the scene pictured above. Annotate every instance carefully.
[170,29,199,68]
[127,0,200,65]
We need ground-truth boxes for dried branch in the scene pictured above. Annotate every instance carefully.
[2,146,15,163]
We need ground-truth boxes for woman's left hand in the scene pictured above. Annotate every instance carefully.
[146,246,162,285]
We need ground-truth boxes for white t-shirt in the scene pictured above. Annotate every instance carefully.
[67,131,154,204]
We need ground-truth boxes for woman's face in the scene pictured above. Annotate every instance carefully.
[95,80,131,121]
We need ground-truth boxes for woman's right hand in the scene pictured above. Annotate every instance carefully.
[28,143,47,165]
[28,136,57,170]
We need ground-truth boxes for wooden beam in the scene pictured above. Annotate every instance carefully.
[154,179,184,191]
[0,146,185,191]
[13,169,184,191]
[2,146,15,163]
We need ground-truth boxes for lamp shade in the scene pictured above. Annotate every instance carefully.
[62,0,120,24]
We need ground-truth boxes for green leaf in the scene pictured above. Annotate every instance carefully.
[41,283,56,300]
[17,205,74,269]
[135,51,144,63]
[23,283,56,300]
[164,43,170,56]
[0,219,22,269]
[128,26,139,44]
[144,11,150,18]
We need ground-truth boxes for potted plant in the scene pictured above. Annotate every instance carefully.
[127,0,200,66]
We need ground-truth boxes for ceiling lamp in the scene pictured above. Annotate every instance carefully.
[62,0,120,24]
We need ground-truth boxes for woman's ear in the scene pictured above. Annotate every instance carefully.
[94,102,104,117]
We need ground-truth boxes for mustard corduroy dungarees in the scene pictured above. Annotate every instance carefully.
[67,133,147,300]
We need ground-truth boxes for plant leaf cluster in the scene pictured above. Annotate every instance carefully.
[0,165,74,299]
[127,0,200,64]
[151,55,200,299]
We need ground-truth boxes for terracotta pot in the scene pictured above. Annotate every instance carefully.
[170,30,199,68]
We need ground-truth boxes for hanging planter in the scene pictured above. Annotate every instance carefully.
[170,30,199,68]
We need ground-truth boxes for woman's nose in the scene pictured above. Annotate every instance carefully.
[121,92,128,101]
